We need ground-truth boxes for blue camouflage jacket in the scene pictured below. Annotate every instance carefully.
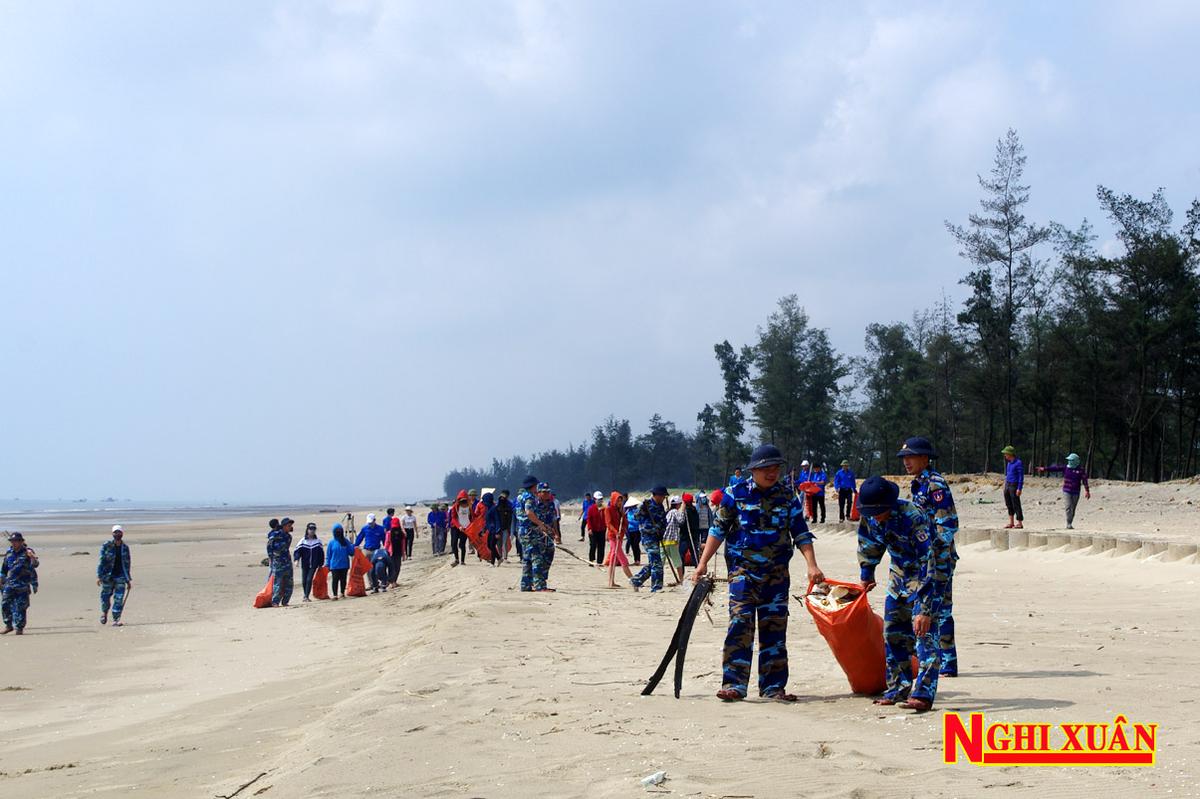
[710,478,812,572]
[911,468,959,561]
[97,540,132,581]
[266,529,293,569]
[634,500,667,542]
[515,490,536,530]
[857,498,950,617]
[2,547,36,592]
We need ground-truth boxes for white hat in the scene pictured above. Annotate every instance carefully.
[367,513,376,523]
[592,491,604,500]
[405,505,414,511]
[623,496,639,509]
[111,524,123,533]
[669,495,681,505]
[801,459,810,466]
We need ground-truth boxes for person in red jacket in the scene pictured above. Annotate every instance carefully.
[449,490,471,566]
[385,518,404,587]
[604,491,635,588]
[585,491,607,565]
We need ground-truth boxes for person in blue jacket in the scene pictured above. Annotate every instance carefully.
[325,524,354,600]
[809,464,828,524]
[355,513,388,590]
[370,547,392,593]
[482,492,502,566]
[1001,445,1025,529]
[833,460,858,522]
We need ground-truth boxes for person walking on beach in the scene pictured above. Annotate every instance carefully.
[325,524,353,600]
[856,476,952,712]
[293,523,325,602]
[585,491,607,566]
[629,486,669,593]
[382,507,396,538]
[532,483,560,589]
[401,506,418,558]
[428,504,447,555]
[624,497,642,565]
[663,496,686,585]
[267,518,295,607]
[496,490,514,562]
[694,445,825,702]
[604,491,635,588]
[386,518,405,586]
[1062,453,1090,529]
[354,513,387,587]
[96,525,133,625]
[695,493,712,544]
[516,477,557,591]
[833,460,858,521]
[449,491,471,566]
[2,533,38,635]
[898,436,960,677]
[809,463,828,524]
[1001,445,1025,529]
[578,492,593,543]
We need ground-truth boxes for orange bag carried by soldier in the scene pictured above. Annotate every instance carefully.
[347,548,371,597]
[253,575,275,609]
[311,565,330,600]
[849,493,861,522]
[803,578,886,695]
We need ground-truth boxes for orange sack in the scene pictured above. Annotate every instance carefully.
[253,575,275,609]
[347,548,371,597]
[804,578,886,695]
[849,493,861,522]
[464,511,493,561]
[311,565,330,600]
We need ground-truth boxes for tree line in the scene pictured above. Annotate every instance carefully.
[443,130,1200,498]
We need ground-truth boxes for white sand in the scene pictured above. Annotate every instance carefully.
[1,490,1197,797]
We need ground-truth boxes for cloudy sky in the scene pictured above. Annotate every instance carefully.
[1,1,1197,503]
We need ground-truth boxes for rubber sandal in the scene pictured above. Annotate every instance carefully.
[872,697,896,705]
[716,689,744,702]
[901,698,932,712]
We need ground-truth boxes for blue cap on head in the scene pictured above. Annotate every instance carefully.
[8,532,24,541]
[536,481,551,492]
[896,437,937,458]
[747,444,785,470]
[858,476,900,516]
[522,475,538,489]
[651,485,668,497]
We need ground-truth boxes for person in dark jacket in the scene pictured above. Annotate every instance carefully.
[482,493,503,566]
[370,547,392,593]
[97,524,132,625]
[293,523,325,602]
[325,524,354,600]
[496,490,515,562]
[267,518,295,607]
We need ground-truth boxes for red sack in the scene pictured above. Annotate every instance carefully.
[849,493,861,522]
[253,575,274,608]
[804,578,886,695]
[464,512,493,561]
[311,565,330,600]
[347,548,371,597]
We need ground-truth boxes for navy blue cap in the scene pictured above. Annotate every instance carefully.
[8,532,24,541]
[857,476,899,516]
[747,444,785,470]
[651,485,668,496]
[522,475,538,489]
[896,436,937,459]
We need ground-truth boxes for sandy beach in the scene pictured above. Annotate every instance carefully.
[2,479,1197,798]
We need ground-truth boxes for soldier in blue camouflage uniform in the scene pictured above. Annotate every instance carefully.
[695,446,826,702]
[2,533,38,635]
[856,476,952,712]
[898,436,960,676]
[97,524,133,626]
[630,486,669,592]
[515,475,547,591]
[529,483,560,591]
[267,517,295,607]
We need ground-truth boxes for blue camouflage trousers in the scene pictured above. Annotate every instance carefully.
[271,565,294,606]
[938,567,957,675]
[722,566,790,697]
[2,588,30,630]
[630,537,663,591]
[519,529,552,591]
[100,579,129,621]
[884,593,941,703]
